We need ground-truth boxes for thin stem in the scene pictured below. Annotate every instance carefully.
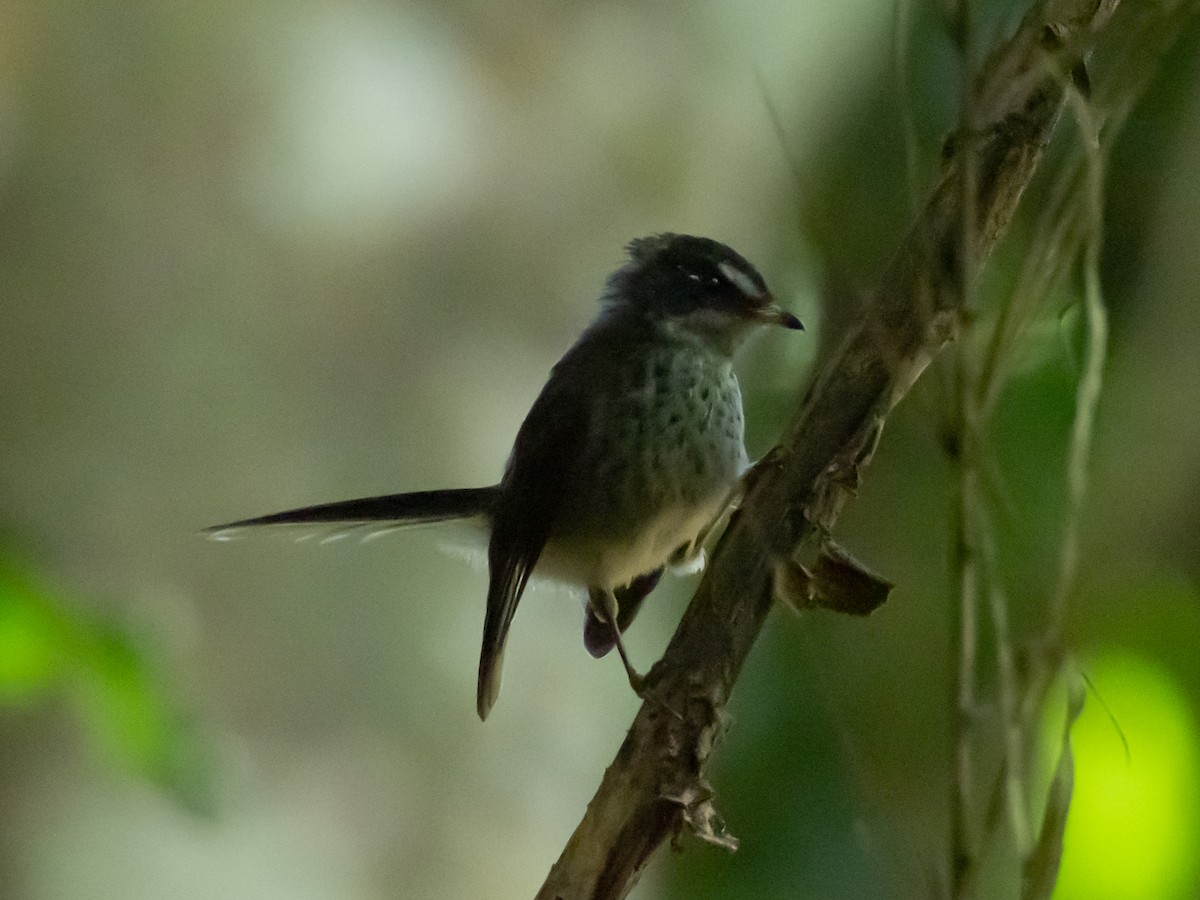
[951,0,981,895]
[952,440,980,897]
[976,509,1030,855]
[1049,85,1108,644]
[976,159,1086,416]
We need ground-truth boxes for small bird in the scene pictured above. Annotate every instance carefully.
[210,234,803,719]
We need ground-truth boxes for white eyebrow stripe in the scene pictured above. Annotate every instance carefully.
[717,260,762,298]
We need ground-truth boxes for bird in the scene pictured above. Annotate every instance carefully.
[209,234,804,720]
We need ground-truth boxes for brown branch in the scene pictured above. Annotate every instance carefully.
[536,1,1119,897]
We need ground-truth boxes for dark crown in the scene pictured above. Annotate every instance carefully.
[606,233,771,319]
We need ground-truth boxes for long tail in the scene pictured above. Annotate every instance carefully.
[206,486,499,537]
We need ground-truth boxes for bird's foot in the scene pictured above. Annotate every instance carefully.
[614,641,646,695]
[625,660,685,721]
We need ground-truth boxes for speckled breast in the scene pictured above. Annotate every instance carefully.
[550,340,748,590]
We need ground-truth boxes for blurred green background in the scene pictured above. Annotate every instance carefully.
[1,0,1198,898]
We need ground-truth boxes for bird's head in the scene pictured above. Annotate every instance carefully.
[605,233,803,355]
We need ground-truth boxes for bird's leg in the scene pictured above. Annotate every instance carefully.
[588,587,646,695]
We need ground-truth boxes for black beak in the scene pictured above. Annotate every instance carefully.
[751,302,804,331]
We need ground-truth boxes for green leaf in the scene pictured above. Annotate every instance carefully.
[0,557,217,816]
[0,569,68,701]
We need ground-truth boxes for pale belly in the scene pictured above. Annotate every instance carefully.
[538,484,733,589]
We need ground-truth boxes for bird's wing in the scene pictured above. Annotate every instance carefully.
[476,368,592,719]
